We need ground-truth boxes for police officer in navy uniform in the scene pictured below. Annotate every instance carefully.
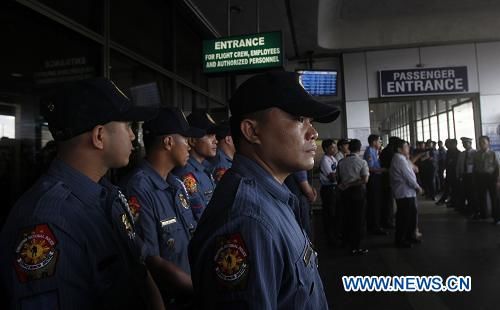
[209,121,235,184]
[173,111,218,221]
[121,107,201,306]
[0,78,164,310]
[456,137,477,213]
[189,71,339,309]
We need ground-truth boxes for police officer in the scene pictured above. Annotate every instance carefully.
[0,78,164,310]
[336,138,351,161]
[338,139,370,255]
[209,121,235,183]
[444,139,460,208]
[473,136,500,222]
[189,71,339,309]
[120,107,201,305]
[364,134,387,235]
[456,137,477,213]
[379,136,399,228]
[173,110,218,221]
[319,139,339,245]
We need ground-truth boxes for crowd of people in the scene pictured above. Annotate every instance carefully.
[0,71,499,309]
[319,134,500,254]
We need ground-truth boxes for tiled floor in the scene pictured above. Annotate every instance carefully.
[313,198,500,310]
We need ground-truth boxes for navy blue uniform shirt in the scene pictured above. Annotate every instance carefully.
[121,161,197,274]
[189,155,328,309]
[208,149,233,184]
[0,159,149,310]
[173,157,216,221]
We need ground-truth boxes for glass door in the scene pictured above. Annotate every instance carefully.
[452,101,476,151]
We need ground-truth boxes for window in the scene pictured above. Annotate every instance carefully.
[438,113,448,142]
[0,115,15,139]
[430,115,439,143]
[423,118,430,141]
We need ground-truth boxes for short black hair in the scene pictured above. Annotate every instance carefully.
[394,138,408,152]
[143,134,164,155]
[349,139,362,153]
[230,109,270,151]
[322,139,334,152]
[479,135,490,142]
[368,134,380,145]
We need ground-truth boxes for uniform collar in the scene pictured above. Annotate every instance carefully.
[166,173,183,190]
[140,160,169,190]
[188,157,210,172]
[47,159,106,207]
[232,154,293,204]
[219,149,233,163]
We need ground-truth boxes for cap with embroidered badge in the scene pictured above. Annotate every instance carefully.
[142,107,204,138]
[187,110,218,135]
[229,71,340,123]
[41,77,159,141]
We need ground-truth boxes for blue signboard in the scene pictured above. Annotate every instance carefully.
[379,66,468,97]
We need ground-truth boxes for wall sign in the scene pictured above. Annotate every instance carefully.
[202,32,283,73]
[379,66,468,97]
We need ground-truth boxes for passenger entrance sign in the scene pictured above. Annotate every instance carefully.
[202,32,283,73]
[379,66,468,97]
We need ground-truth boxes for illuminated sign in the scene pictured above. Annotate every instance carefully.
[203,32,283,73]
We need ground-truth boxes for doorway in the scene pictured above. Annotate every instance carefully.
[369,95,480,150]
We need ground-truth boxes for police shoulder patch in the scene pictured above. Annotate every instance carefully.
[213,167,228,182]
[182,173,198,194]
[214,233,249,290]
[127,196,141,221]
[14,224,58,283]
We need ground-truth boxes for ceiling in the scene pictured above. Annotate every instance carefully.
[191,0,330,60]
[192,0,500,59]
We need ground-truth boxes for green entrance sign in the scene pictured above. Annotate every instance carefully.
[203,31,283,73]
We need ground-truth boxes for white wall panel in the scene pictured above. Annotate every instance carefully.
[477,42,500,95]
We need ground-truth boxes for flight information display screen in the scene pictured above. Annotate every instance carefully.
[297,70,337,96]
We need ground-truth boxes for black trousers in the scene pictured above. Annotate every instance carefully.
[395,197,417,244]
[366,174,382,231]
[321,185,339,243]
[458,174,476,212]
[342,186,366,250]
[446,171,459,208]
[474,173,499,220]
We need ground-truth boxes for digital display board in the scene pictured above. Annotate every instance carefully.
[203,32,283,73]
[297,70,338,96]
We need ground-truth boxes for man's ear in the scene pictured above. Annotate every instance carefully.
[163,135,174,151]
[90,125,105,150]
[224,135,234,146]
[188,137,197,148]
[240,119,261,145]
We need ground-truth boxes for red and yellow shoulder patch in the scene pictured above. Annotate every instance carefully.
[214,233,249,290]
[213,168,228,182]
[182,173,198,194]
[14,224,58,283]
[127,196,141,221]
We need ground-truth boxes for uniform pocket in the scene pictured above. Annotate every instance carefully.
[159,217,182,259]
[294,243,317,307]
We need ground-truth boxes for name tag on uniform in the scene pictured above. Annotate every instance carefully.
[303,244,314,266]
[161,217,177,227]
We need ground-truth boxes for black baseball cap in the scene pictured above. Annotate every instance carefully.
[214,120,231,140]
[142,107,204,138]
[187,110,217,135]
[41,77,159,141]
[229,71,340,123]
